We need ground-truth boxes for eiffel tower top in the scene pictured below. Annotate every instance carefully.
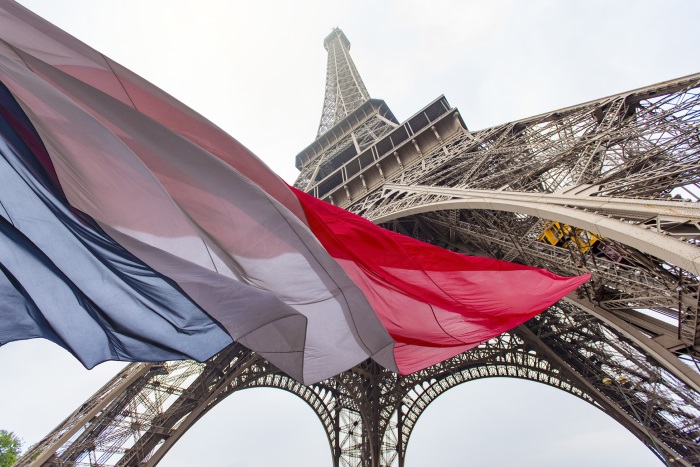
[316,28,371,137]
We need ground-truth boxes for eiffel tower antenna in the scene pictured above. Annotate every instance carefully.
[17,28,700,467]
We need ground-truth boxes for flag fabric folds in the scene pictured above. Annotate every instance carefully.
[0,1,589,384]
[296,189,589,373]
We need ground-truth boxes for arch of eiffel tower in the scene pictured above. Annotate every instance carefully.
[18,28,700,467]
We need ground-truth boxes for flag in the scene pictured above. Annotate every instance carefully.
[0,1,588,384]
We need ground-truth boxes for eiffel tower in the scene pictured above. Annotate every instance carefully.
[17,28,700,467]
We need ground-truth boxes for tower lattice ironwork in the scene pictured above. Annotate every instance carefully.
[18,28,700,467]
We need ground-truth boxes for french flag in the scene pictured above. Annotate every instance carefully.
[0,1,588,384]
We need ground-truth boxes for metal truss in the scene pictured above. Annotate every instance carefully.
[18,30,700,467]
[295,103,398,192]
[316,28,371,138]
[341,74,700,358]
[18,303,700,466]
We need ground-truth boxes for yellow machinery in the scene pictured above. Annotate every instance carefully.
[538,221,600,253]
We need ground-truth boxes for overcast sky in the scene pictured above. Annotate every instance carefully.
[3,1,699,465]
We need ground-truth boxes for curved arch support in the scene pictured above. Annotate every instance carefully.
[374,184,700,275]
[18,301,700,467]
[383,330,595,466]
[142,368,342,467]
[379,301,700,467]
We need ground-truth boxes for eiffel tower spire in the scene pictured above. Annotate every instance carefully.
[317,28,371,137]
[294,29,399,192]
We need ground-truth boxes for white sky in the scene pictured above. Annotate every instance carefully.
[3,0,699,465]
